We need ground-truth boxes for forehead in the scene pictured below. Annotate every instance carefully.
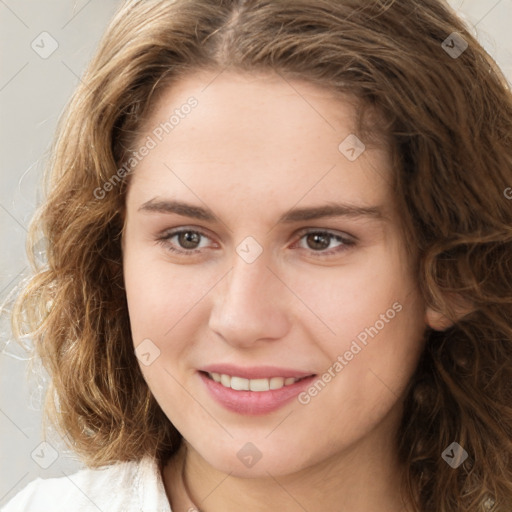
[127,71,393,219]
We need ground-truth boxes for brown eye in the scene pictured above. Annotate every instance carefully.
[305,233,331,251]
[295,229,356,258]
[177,231,201,249]
[157,228,212,255]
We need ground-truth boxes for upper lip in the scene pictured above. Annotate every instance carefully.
[200,364,316,380]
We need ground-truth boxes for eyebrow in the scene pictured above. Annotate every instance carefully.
[138,198,385,223]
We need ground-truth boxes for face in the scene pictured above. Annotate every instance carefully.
[122,70,428,478]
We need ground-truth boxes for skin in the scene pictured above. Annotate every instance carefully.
[122,70,447,512]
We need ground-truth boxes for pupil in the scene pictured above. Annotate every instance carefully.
[179,231,200,249]
[307,233,329,250]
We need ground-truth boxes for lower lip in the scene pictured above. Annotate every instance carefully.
[198,372,317,415]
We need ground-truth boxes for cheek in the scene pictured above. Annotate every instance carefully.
[123,238,207,341]
[296,297,425,452]
[291,242,426,409]
[285,243,419,348]
[123,251,207,404]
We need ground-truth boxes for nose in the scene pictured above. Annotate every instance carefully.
[208,253,291,349]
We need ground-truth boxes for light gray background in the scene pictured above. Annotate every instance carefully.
[1,0,511,506]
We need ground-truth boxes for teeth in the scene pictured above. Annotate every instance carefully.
[231,376,250,391]
[250,378,270,392]
[269,377,284,389]
[208,372,304,391]
[220,374,231,387]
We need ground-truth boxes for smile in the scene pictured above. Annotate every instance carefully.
[198,368,318,415]
[206,372,309,391]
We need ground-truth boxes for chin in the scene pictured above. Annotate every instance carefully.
[193,439,316,478]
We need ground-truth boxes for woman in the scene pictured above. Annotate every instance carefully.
[3,0,512,510]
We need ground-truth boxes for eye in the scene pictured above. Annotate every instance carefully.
[156,227,356,258]
[294,229,355,257]
[157,228,213,254]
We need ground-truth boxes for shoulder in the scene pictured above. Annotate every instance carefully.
[1,456,172,512]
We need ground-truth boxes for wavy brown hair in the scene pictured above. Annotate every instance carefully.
[9,0,512,510]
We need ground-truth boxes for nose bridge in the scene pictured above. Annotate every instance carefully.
[208,249,290,346]
[227,253,273,304]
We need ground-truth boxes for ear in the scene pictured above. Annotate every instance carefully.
[424,294,475,332]
[425,307,454,331]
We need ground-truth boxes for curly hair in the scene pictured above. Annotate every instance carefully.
[10,0,512,510]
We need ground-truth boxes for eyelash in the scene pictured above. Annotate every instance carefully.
[156,227,356,259]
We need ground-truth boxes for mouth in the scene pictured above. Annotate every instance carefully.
[197,367,318,415]
[201,371,313,392]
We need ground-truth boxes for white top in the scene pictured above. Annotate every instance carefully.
[1,457,172,512]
